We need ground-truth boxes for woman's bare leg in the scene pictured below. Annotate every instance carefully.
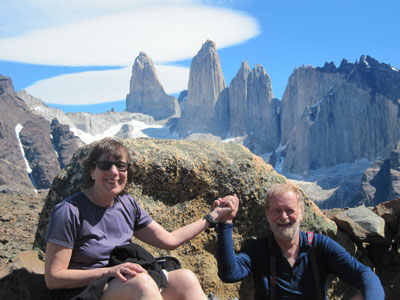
[100,273,163,300]
[161,269,207,300]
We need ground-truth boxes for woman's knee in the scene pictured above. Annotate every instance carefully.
[102,273,161,300]
[169,269,201,289]
[126,273,160,295]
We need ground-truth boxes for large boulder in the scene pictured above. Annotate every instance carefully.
[33,138,335,299]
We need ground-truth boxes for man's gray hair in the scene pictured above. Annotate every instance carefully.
[265,183,304,211]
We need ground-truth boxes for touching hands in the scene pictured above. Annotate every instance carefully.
[211,194,240,223]
[108,262,148,282]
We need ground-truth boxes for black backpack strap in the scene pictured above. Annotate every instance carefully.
[267,235,276,300]
[307,232,322,300]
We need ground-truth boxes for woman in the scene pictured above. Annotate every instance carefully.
[45,138,235,300]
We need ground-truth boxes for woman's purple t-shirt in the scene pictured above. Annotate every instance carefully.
[46,192,152,269]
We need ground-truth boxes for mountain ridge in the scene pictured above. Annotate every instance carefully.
[2,40,399,209]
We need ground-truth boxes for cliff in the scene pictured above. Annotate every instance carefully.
[126,52,180,120]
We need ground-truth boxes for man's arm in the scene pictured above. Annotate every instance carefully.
[216,222,253,283]
[318,235,385,300]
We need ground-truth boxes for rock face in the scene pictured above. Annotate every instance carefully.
[280,56,400,174]
[50,119,84,168]
[228,62,280,155]
[20,90,160,137]
[173,40,228,136]
[8,45,400,209]
[33,138,338,300]
[126,52,179,120]
[0,75,82,194]
[351,141,400,206]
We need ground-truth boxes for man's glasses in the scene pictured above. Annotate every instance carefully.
[96,160,129,172]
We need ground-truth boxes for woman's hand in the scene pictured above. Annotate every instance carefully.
[108,262,148,282]
[211,194,239,223]
[349,290,364,300]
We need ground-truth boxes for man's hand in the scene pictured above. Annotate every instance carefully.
[211,194,239,223]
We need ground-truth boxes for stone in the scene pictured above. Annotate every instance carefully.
[352,142,400,207]
[280,56,400,175]
[332,206,390,244]
[228,62,280,155]
[0,75,60,194]
[372,197,400,234]
[126,52,179,120]
[173,40,227,137]
[50,118,84,168]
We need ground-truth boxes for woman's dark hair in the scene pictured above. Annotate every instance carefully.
[80,138,134,194]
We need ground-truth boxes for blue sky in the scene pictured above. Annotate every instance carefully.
[1,0,399,113]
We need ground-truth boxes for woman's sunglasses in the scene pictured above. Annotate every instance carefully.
[96,160,129,172]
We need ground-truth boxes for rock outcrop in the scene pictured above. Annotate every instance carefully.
[173,40,228,136]
[228,62,280,155]
[126,52,179,120]
[50,119,84,168]
[0,75,82,194]
[351,141,400,207]
[280,56,400,175]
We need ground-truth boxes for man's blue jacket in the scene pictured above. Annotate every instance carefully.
[217,223,384,300]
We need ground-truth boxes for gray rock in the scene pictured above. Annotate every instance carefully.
[173,40,227,136]
[280,57,400,175]
[351,141,400,206]
[126,52,179,120]
[0,75,60,194]
[228,62,280,155]
[333,205,389,244]
[50,119,84,168]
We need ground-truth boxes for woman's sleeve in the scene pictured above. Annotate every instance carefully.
[45,201,80,248]
[217,222,253,283]
[130,196,153,230]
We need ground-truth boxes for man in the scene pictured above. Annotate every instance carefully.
[214,184,384,300]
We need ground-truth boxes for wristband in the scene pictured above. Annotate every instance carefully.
[204,213,217,228]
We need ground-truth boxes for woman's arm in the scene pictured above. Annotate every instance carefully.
[45,242,147,289]
[134,195,239,250]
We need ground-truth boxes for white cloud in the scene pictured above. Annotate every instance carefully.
[1,0,258,105]
[25,65,189,105]
[0,3,259,66]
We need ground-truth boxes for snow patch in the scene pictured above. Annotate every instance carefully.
[15,124,37,193]
[72,119,178,144]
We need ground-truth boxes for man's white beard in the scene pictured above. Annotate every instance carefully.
[270,218,301,240]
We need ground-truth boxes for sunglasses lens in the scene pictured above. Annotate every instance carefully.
[115,162,128,171]
[96,160,128,171]
[97,160,112,170]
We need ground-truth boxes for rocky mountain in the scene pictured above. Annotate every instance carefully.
[0,75,83,195]
[2,41,400,209]
[350,141,400,207]
[19,89,168,139]
[280,56,400,175]
[172,40,228,136]
[126,52,180,120]
[228,62,280,155]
